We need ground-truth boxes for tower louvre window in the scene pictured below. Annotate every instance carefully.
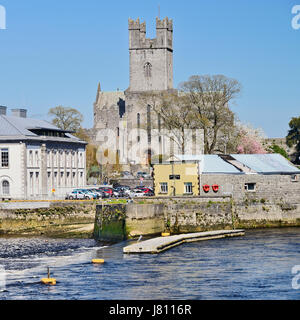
[144,62,152,78]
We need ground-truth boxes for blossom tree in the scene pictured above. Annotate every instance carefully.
[236,124,267,154]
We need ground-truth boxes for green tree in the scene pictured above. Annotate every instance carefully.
[286,116,300,163]
[267,144,290,160]
[48,106,83,132]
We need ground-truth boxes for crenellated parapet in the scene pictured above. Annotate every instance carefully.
[128,17,173,50]
[156,17,173,31]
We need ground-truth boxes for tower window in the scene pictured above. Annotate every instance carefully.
[144,62,152,78]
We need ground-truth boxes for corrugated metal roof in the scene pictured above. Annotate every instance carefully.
[201,155,242,174]
[171,154,204,162]
[230,154,300,174]
[173,154,242,174]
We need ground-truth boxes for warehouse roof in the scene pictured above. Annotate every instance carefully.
[230,154,300,174]
[172,154,300,174]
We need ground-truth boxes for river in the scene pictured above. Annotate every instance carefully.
[0,228,299,300]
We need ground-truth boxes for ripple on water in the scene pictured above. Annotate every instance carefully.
[0,228,300,300]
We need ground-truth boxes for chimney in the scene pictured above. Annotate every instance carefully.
[11,108,27,118]
[0,106,7,116]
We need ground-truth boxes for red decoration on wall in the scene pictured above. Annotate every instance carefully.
[203,184,210,193]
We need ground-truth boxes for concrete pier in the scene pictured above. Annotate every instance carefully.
[123,229,245,254]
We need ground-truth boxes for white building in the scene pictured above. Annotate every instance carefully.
[0,106,87,200]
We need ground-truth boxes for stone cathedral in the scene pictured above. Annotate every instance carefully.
[92,17,186,168]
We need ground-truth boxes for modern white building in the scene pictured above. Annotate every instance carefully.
[0,106,87,200]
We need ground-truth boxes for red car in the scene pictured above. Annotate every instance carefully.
[99,187,113,197]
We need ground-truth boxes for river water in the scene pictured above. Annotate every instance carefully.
[0,228,299,300]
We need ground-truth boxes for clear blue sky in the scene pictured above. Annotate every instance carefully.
[0,0,299,138]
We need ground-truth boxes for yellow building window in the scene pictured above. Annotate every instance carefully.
[184,182,193,194]
[160,182,168,193]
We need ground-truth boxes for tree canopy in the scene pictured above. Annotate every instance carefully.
[179,75,241,154]
[286,116,300,163]
[48,106,83,132]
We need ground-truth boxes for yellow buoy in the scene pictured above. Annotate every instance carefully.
[92,259,105,264]
[41,267,56,285]
[41,278,56,285]
[161,232,170,237]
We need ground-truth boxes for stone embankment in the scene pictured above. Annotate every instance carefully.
[94,196,300,242]
[0,201,96,238]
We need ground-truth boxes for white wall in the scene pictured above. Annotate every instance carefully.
[0,143,24,199]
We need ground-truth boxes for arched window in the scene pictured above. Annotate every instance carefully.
[2,180,9,195]
[144,62,152,78]
[137,113,140,129]
[137,113,141,143]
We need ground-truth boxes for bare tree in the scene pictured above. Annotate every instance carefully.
[48,106,83,132]
[148,92,195,155]
[180,75,241,154]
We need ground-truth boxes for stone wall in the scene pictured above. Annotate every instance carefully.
[94,195,300,241]
[0,201,96,237]
[199,173,300,203]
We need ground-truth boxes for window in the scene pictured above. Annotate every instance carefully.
[137,113,141,142]
[72,152,75,167]
[66,152,70,167]
[54,172,58,187]
[35,151,39,167]
[47,172,51,186]
[160,182,168,193]
[29,150,33,166]
[67,172,70,186]
[2,180,10,195]
[35,172,39,194]
[184,182,193,194]
[72,172,76,186]
[291,174,298,182]
[144,62,152,78]
[1,149,9,167]
[53,151,57,167]
[79,153,83,168]
[60,151,64,167]
[30,172,34,195]
[245,183,256,191]
[47,151,51,167]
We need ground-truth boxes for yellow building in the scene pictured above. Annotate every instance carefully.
[153,163,199,196]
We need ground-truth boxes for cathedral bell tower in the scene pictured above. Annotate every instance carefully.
[128,17,173,92]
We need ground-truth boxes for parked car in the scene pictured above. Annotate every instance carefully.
[73,189,98,199]
[121,171,133,178]
[129,190,146,198]
[136,172,151,179]
[99,187,113,197]
[66,190,91,200]
[88,188,106,199]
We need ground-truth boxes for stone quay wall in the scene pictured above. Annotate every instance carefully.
[0,201,96,237]
[94,195,300,242]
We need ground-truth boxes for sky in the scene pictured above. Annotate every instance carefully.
[0,0,299,138]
